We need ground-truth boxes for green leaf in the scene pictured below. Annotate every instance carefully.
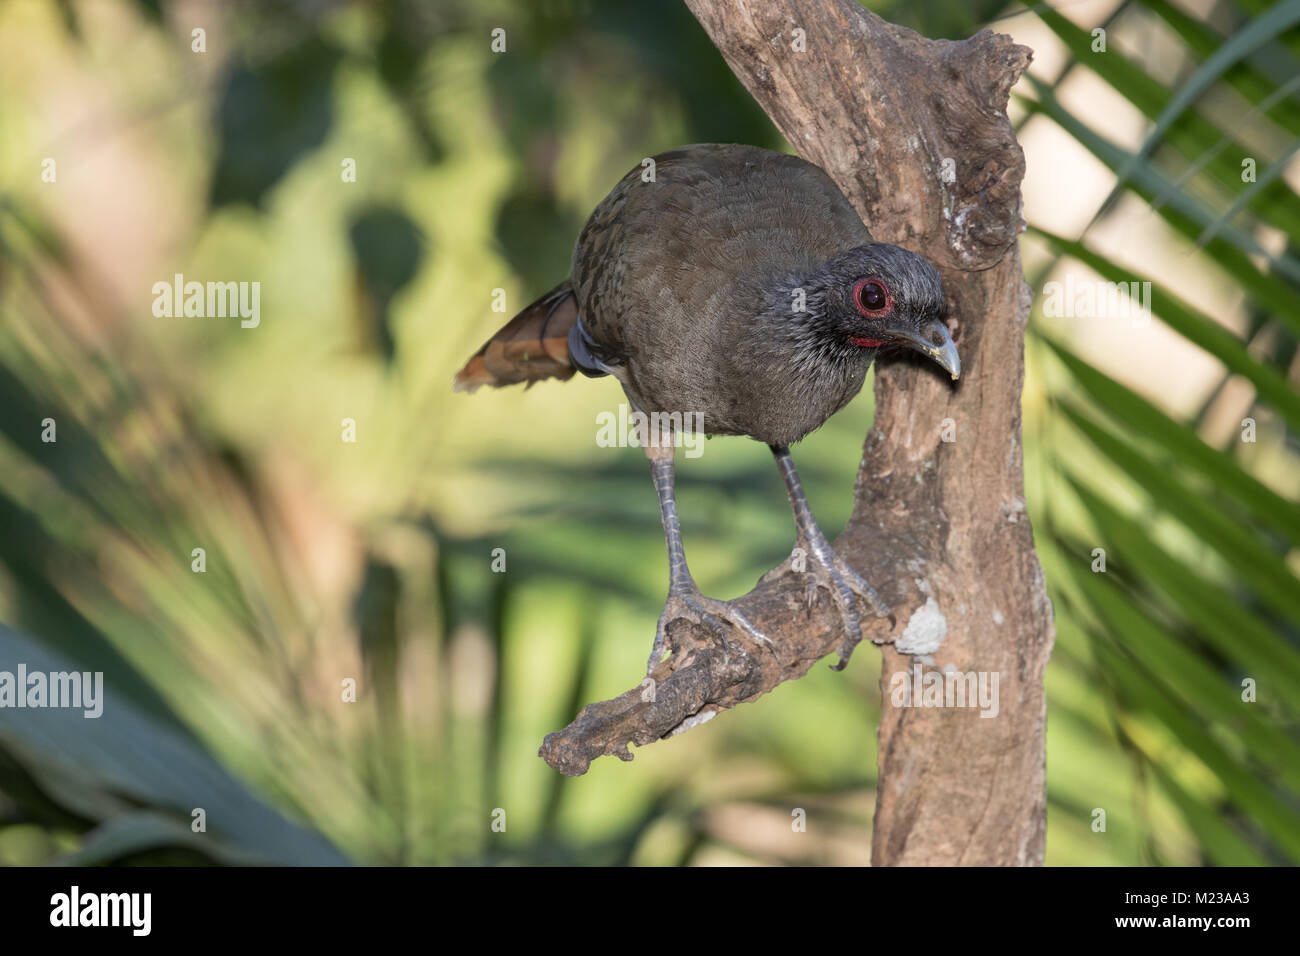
[1070,572,1300,860]
[1145,760,1269,866]
[1040,332,1300,546]
[1033,7,1300,240]
[1020,81,1300,332]
[55,812,264,866]
[1030,225,1300,430]
[1198,134,1300,245]
[1064,475,1300,705]
[1060,402,1300,624]
[1092,632,1294,863]
[1099,0,1300,222]
[1143,0,1300,136]
[0,624,350,866]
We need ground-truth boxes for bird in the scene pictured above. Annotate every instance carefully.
[455,143,959,673]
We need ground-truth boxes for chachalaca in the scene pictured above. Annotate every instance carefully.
[455,143,959,672]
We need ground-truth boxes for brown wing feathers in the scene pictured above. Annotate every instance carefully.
[452,282,579,392]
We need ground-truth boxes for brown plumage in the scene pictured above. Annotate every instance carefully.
[452,144,959,673]
[452,281,578,392]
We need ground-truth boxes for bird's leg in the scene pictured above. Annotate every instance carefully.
[767,444,891,669]
[645,440,773,674]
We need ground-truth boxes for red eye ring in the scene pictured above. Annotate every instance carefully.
[853,278,892,317]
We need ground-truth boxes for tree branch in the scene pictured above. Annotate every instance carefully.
[540,0,1054,867]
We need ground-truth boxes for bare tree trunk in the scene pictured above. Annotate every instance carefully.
[540,0,1054,866]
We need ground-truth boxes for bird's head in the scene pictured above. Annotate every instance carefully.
[781,242,959,380]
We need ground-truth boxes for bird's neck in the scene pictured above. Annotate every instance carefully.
[712,267,872,423]
[749,266,866,372]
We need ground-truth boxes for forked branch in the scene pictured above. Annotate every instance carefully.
[541,0,1051,870]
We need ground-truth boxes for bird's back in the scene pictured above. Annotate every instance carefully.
[571,144,872,440]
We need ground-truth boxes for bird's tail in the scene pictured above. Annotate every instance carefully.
[453,281,579,392]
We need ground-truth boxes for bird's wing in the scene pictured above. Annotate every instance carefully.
[571,145,872,345]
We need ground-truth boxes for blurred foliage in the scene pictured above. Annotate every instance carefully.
[210,35,342,209]
[348,206,426,363]
[1016,0,1300,864]
[0,0,1296,866]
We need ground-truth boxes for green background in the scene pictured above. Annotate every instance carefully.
[0,0,1297,865]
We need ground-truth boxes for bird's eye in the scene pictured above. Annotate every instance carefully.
[853,278,892,316]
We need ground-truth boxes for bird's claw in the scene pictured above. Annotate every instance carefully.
[793,542,891,671]
[648,588,776,675]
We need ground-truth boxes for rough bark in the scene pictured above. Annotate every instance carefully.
[539,0,1054,866]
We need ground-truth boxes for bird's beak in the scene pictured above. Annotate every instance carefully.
[886,317,960,380]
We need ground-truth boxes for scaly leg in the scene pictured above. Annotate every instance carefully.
[645,440,773,674]
[768,444,890,669]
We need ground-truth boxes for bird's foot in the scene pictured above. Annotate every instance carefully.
[648,588,775,675]
[788,543,892,671]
